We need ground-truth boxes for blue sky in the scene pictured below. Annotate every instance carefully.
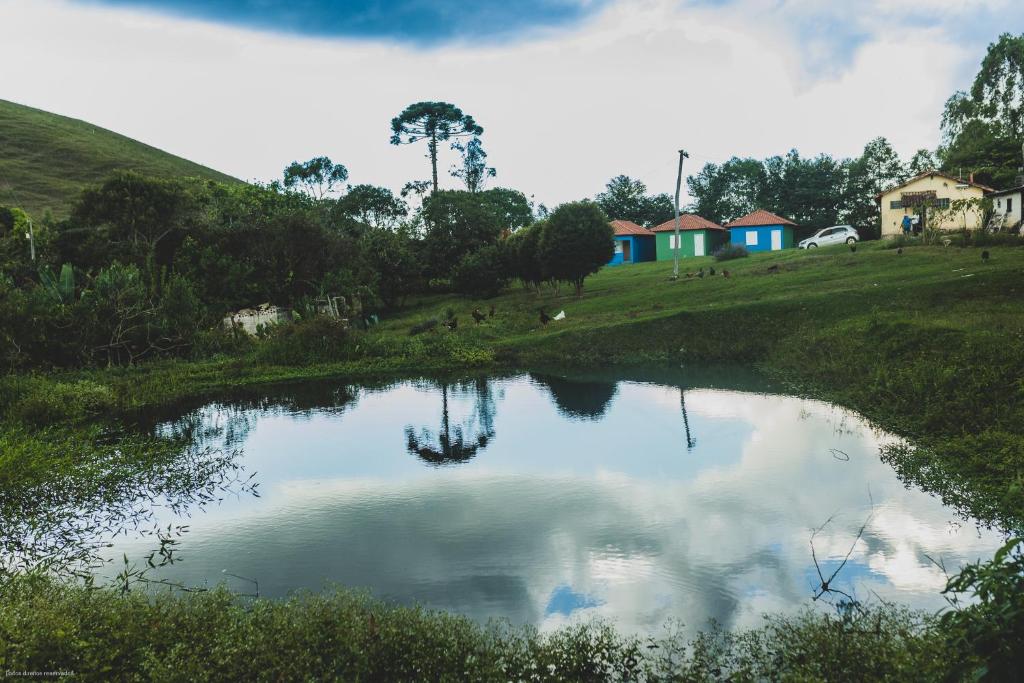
[2,0,1020,207]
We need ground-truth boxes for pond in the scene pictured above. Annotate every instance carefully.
[98,368,1002,634]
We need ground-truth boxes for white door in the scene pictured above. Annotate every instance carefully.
[694,233,705,256]
[771,229,782,250]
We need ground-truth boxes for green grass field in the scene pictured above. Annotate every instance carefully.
[0,99,239,218]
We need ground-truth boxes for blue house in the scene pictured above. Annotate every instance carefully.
[724,209,796,252]
[608,220,656,265]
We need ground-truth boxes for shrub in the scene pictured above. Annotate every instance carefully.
[253,316,351,365]
[538,202,614,297]
[452,244,509,298]
[713,244,749,261]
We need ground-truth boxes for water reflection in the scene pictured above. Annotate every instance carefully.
[94,371,1004,635]
[405,379,497,466]
[529,374,619,421]
[0,435,256,580]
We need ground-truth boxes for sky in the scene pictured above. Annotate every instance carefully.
[1,0,1019,206]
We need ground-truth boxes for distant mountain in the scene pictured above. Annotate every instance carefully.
[0,99,240,218]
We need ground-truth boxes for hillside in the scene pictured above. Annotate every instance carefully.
[0,99,240,218]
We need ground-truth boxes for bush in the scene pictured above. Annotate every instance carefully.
[0,575,953,681]
[713,244,749,261]
[538,202,614,297]
[452,244,509,298]
[253,316,352,365]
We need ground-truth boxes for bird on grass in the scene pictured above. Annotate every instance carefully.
[849,243,857,253]
[444,317,458,330]
[897,247,903,255]
[539,308,552,326]
[982,250,990,263]
[685,272,693,278]
[709,267,716,276]
[767,264,780,273]
[697,267,705,279]
[471,308,486,324]
[722,269,731,279]
[488,305,495,318]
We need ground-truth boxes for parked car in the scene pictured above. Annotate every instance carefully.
[798,225,859,249]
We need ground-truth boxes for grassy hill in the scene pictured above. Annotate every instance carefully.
[0,99,240,219]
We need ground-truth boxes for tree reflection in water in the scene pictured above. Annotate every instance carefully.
[0,430,258,581]
[405,379,497,466]
[529,374,618,421]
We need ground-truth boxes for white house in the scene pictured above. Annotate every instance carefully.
[987,185,1023,233]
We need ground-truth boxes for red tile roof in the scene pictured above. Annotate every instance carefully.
[609,219,653,236]
[724,209,796,228]
[650,214,725,232]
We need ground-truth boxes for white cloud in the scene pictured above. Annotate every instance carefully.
[0,0,982,207]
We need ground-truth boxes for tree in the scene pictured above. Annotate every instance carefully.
[419,190,505,278]
[390,102,483,194]
[506,221,546,290]
[66,172,207,271]
[452,243,509,298]
[450,137,496,192]
[686,158,766,224]
[282,157,349,199]
[359,228,420,308]
[842,137,908,236]
[594,175,674,227]
[478,188,534,231]
[538,201,613,297]
[908,149,939,176]
[334,184,408,231]
[940,33,1024,188]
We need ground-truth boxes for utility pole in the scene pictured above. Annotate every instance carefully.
[672,149,689,279]
[26,217,36,262]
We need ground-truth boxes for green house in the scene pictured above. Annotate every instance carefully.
[651,215,727,260]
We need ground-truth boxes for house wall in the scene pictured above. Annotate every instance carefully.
[727,225,793,252]
[653,230,726,260]
[992,191,1023,230]
[609,236,631,265]
[633,235,657,262]
[879,175,986,236]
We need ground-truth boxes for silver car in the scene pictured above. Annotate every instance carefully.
[799,225,859,249]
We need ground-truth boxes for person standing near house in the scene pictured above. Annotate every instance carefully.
[901,214,912,236]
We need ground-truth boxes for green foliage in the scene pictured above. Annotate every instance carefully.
[712,244,749,261]
[940,33,1024,188]
[253,316,352,365]
[506,221,547,288]
[940,537,1024,681]
[359,228,421,308]
[38,263,75,305]
[333,184,408,231]
[452,243,509,298]
[594,175,675,227]
[539,201,614,296]
[421,190,505,278]
[282,156,348,199]
[0,575,956,682]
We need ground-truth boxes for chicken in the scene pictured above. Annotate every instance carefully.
[539,309,552,325]
[472,308,487,324]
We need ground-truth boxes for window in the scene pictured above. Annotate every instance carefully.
[614,242,623,254]
[667,235,677,249]
[890,200,903,209]
[934,198,950,209]
[1008,198,1014,213]
[745,231,758,246]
